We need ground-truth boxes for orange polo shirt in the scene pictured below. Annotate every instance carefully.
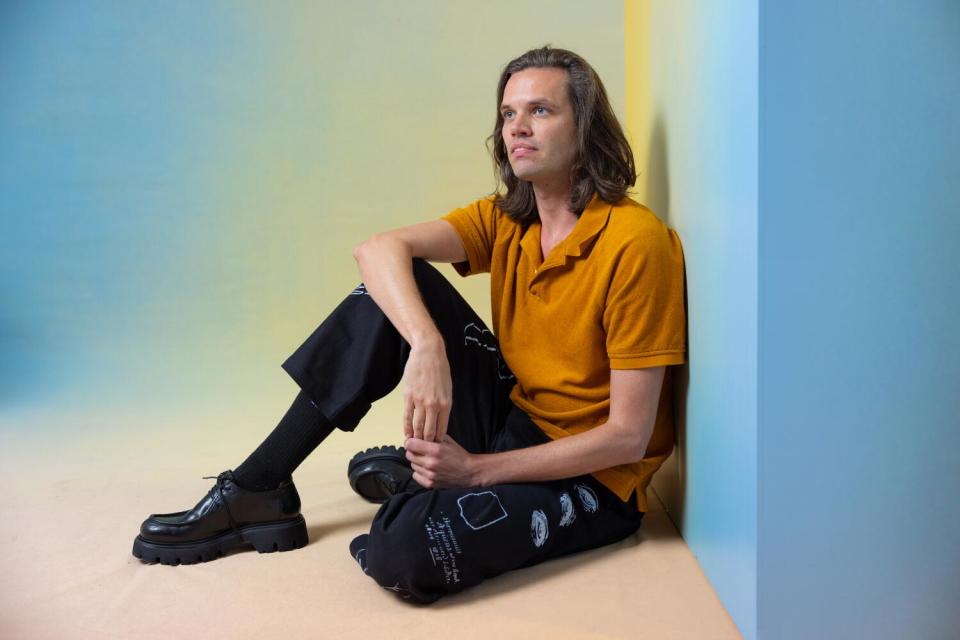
[440,192,687,513]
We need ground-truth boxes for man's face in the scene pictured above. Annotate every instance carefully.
[500,67,578,187]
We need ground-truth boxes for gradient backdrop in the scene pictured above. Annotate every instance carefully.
[4,2,957,639]
[0,1,624,419]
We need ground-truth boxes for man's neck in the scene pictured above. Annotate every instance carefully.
[532,182,578,240]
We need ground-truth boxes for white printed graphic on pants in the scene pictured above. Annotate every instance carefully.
[574,483,599,514]
[457,491,508,530]
[463,322,516,380]
[356,546,412,598]
[530,509,549,548]
[383,582,412,599]
[424,513,463,586]
[350,283,369,296]
[559,492,576,527]
[354,547,369,574]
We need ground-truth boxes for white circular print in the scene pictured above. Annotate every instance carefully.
[559,492,576,527]
[530,509,549,547]
[574,483,599,514]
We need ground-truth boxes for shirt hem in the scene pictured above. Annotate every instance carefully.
[609,350,686,368]
[440,214,487,276]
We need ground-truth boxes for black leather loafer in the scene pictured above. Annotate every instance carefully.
[347,445,424,503]
[132,469,308,565]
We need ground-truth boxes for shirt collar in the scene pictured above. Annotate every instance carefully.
[521,192,613,268]
[562,192,614,257]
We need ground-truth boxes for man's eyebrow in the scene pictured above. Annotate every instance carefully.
[500,98,559,111]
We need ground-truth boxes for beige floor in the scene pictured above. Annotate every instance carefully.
[0,400,741,640]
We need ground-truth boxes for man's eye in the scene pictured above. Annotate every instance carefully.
[503,110,514,118]
[534,106,547,115]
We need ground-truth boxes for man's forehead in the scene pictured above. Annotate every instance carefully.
[501,67,568,105]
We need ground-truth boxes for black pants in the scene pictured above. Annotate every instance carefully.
[281,258,644,603]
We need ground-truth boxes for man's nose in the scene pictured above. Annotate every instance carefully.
[509,112,532,136]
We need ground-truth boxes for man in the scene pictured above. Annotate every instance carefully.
[132,46,687,604]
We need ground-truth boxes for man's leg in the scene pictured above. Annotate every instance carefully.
[231,390,335,491]
[280,257,517,454]
[349,405,645,603]
[133,258,515,564]
[233,257,516,490]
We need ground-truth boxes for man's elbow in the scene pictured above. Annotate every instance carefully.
[624,441,647,466]
[353,233,406,261]
[352,236,375,261]
[609,422,649,465]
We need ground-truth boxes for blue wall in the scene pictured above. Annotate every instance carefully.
[626,2,759,636]
[759,2,960,638]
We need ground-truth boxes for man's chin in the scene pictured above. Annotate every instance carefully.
[511,166,539,182]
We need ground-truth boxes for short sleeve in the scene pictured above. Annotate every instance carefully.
[439,196,498,277]
[602,227,687,369]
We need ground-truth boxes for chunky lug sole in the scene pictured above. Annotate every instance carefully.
[132,515,308,566]
[347,445,414,504]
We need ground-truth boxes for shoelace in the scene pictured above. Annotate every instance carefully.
[202,470,239,533]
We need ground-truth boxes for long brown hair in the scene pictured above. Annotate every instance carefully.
[486,45,636,226]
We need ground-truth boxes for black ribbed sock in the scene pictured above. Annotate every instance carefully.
[232,390,336,491]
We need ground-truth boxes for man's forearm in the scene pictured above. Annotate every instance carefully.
[470,421,650,487]
[353,235,442,350]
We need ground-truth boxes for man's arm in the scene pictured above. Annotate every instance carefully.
[405,366,667,488]
[352,219,467,350]
[353,219,468,441]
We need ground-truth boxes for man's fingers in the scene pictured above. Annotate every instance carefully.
[412,405,425,440]
[411,469,432,488]
[402,398,414,438]
[436,405,452,443]
[422,407,438,442]
[404,438,439,460]
[411,462,437,484]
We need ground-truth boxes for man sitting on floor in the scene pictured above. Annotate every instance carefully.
[132,45,687,604]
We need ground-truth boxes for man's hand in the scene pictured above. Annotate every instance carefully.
[400,339,452,442]
[404,434,478,489]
